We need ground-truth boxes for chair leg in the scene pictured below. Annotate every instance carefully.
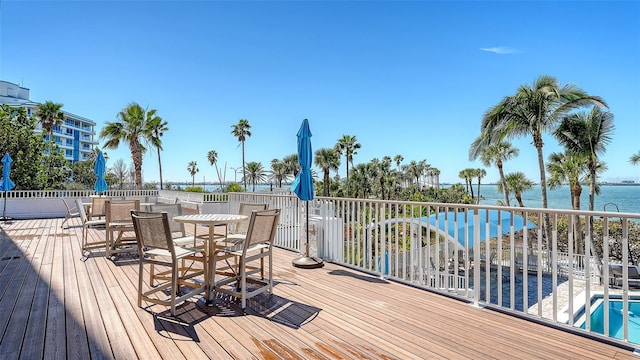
[268,253,273,294]
[138,260,144,308]
[171,264,179,316]
[241,260,247,310]
[150,261,155,286]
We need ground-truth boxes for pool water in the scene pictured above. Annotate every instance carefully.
[580,299,640,344]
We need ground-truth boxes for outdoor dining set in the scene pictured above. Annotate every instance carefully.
[71,196,281,316]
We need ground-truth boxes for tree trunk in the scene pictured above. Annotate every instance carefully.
[157,147,163,190]
[345,151,350,197]
[534,137,550,248]
[323,170,330,197]
[497,161,510,206]
[573,183,583,254]
[241,141,246,190]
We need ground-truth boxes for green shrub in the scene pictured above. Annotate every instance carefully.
[185,186,204,192]
[225,182,243,193]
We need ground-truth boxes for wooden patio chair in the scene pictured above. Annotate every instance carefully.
[148,203,206,285]
[76,198,106,255]
[212,208,280,310]
[131,210,206,316]
[60,198,80,229]
[90,196,111,220]
[105,199,140,260]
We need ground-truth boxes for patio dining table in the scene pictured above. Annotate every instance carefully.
[173,213,248,303]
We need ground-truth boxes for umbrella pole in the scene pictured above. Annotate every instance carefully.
[292,201,324,269]
[1,190,6,221]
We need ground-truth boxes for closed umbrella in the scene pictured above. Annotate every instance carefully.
[0,153,16,220]
[94,150,108,194]
[291,119,323,268]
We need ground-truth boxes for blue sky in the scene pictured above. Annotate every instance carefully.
[1,1,639,185]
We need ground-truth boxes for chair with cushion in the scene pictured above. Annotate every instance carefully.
[212,208,280,310]
[149,203,206,285]
[76,198,106,254]
[130,210,206,316]
[105,199,140,260]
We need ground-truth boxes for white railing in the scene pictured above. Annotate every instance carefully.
[6,190,640,347]
[227,192,640,347]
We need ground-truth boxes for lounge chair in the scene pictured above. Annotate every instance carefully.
[608,265,640,289]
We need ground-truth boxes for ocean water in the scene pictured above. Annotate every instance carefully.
[476,184,640,214]
[199,183,640,214]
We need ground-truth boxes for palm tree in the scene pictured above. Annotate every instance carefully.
[394,154,404,171]
[335,135,361,197]
[498,172,534,207]
[100,102,156,189]
[428,167,441,189]
[314,147,341,196]
[407,160,426,190]
[477,76,606,209]
[282,154,299,178]
[231,119,252,190]
[472,140,519,206]
[187,161,199,186]
[547,151,588,253]
[476,75,606,242]
[547,152,588,210]
[35,101,65,143]
[631,151,640,165]
[378,156,392,199]
[555,106,614,212]
[269,159,289,188]
[475,168,486,204]
[207,150,224,191]
[245,161,267,192]
[145,111,168,190]
[458,168,475,198]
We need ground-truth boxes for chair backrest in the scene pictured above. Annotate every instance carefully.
[130,210,174,253]
[243,209,280,251]
[235,203,269,234]
[106,199,140,224]
[91,197,111,218]
[149,203,185,236]
[76,198,89,223]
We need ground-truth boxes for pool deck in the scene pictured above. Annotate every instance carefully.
[0,217,638,359]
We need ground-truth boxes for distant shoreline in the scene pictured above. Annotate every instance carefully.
[441,182,639,187]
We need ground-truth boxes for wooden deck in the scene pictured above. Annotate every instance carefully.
[0,217,637,359]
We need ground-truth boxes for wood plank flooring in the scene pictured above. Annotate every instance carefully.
[0,217,637,359]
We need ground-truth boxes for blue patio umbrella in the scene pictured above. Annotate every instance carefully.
[94,150,108,194]
[291,118,314,201]
[0,153,16,220]
[424,209,536,249]
[291,119,323,268]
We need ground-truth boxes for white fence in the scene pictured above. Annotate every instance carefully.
[227,192,640,348]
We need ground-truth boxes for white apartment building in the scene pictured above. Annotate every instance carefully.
[0,80,98,163]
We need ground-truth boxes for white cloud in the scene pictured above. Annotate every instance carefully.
[480,46,519,54]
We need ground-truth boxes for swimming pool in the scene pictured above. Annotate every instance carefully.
[577,295,640,345]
